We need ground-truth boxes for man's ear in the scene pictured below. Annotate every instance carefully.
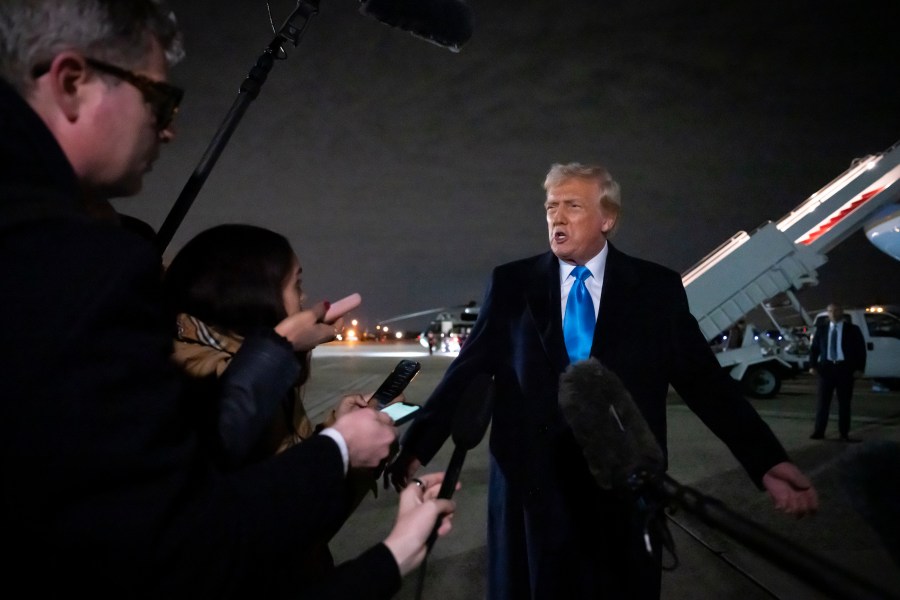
[601,215,617,234]
[44,52,92,123]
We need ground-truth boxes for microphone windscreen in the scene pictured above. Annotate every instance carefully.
[451,372,494,450]
[558,358,665,491]
[358,0,474,51]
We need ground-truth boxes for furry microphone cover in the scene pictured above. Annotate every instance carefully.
[558,358,665,491]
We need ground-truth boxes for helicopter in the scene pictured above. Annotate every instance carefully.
[377,301,480,354]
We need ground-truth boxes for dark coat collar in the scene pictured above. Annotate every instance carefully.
[525,242,640,371]
[524,251,565,370]
[593,242,641,362]
[0,78,84,231]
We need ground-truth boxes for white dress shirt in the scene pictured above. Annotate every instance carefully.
[827,321,846,362]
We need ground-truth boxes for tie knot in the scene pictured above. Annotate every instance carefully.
[571,266,592,282]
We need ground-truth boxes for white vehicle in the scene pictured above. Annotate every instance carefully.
[683,140,900,398]
[811,305,900,387]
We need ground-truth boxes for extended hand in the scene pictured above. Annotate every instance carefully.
[274,301,341,351]
[387,452,422,492]
[331,408,397,468]
[334,393,369,419]
[383,472,456,576]
[762,461,819,518]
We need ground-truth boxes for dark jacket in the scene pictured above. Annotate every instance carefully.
[0,78,400,599]
[405,246,788,490]
[402,244,789,597]
[809,318,867,373]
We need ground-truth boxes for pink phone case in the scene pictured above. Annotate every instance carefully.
[324,293,362,323]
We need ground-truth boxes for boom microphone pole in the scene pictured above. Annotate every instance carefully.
[156,1,320,252]
[630,469,897,600]
[415,372,494,600]
[155,0,473,253]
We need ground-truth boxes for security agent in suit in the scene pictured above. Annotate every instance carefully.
[809,303,867,441]
[390,163,819,599]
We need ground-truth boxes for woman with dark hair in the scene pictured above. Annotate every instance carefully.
[164,223,367,467]
[164,223,381,582]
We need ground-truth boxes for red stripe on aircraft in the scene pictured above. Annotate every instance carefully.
[797,187,885,245]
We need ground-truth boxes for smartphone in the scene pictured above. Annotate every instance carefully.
[371,359,421,408]
[380,401,422,426]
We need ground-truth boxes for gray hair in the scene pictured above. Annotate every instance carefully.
[543,162,622,234]
[0,0,184,95]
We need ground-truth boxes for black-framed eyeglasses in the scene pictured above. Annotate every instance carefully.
[84,58,183,132]
[32,58,184,132]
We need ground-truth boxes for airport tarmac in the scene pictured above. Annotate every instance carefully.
[304,341,900,600]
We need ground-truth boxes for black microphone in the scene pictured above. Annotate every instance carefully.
[414,373,494,600]
[558,358,895,600]
[557,358,664,492]
[426,371,494,550]
[358,0,474,52]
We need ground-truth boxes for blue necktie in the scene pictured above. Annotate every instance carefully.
[563,266,595,363]
[828,326,838,361]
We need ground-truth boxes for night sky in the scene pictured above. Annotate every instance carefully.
[118,0,900,332]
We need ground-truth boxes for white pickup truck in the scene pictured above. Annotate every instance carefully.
[811,305,900,387]
[709,304,900,398]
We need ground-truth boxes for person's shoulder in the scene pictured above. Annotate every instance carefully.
[76,218,160,267]
[17,216,163,292]
[608,244,680,284]
[494,251,552,275]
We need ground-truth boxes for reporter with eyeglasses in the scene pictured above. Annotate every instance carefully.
[0,1,456,597]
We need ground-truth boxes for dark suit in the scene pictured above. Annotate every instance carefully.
[402,244,789,599]
[808,319,867,438]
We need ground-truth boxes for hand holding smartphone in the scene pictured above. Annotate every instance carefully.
[371,359,421,408]
[380,400,422,426]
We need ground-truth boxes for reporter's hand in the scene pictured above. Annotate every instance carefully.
[360,391,407,410]
[331,408,397,468]
[383,472,456,576]
[334,393,369,419]
[387,451,422,492]
[274,301,341,352]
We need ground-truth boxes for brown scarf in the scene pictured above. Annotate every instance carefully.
[171,313,316,451]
